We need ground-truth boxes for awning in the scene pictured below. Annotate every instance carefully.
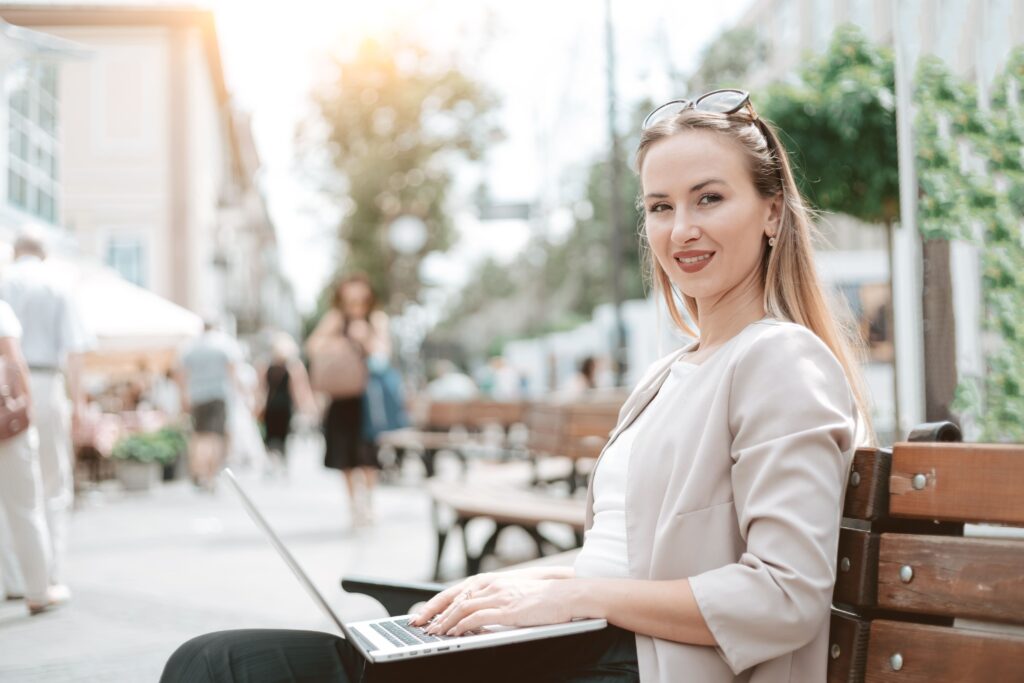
[51,257,203,374]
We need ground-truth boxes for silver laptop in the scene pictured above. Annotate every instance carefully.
[221,469,607,663]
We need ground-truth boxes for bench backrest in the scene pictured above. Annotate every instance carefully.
[421,399,526,433]
[828,435,1024,682]
[524,400,622,460]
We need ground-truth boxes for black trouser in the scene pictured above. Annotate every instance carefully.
[161,625,639,683]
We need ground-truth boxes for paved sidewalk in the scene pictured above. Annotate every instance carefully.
[0,435,458,682]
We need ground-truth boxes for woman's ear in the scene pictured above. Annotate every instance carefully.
[765,192,783,238]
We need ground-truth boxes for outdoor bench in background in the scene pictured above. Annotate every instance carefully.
[422,398,622,580]
[345,422,1024,682]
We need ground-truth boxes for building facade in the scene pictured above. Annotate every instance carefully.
[0,3,298,339]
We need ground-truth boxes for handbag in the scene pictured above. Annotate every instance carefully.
[0,354,30,441]
[309,335,368,399]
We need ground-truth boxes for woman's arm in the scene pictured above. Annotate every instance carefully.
[305,309,342,355]
[287,358,318,415]
[416,573,715,645]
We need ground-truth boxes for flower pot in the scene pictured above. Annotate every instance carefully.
[115,459,162,492]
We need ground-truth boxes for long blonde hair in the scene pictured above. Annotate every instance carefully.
[636,108,874,443]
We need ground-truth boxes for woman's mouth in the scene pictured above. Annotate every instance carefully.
[674,251,715,273]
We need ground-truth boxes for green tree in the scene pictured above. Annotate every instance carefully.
[759,25,900,225]
[300,37,500,312]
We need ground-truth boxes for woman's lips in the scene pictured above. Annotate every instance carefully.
[674,251,715,274]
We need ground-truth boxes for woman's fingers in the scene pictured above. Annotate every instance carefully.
[449,607,506,637]
[428,595,504,636]
[409,585,463,626]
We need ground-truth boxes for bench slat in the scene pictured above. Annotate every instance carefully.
[428,481,585,529]
[877,533,1024,624]
[865,620,1024,682]
[844,448,891,521]
[828,610,870,683]
[834,527,879,609]
[889,443,1024,525]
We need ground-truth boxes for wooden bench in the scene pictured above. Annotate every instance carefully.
[377,400,527,477]
[347,422,1024,680]
[827,423,1024,681]
[421,399,621,580]
[525,400,622,492]
[427,479,585,580]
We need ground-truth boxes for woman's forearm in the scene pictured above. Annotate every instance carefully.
[568,578,717,646]
[502,565,575,580]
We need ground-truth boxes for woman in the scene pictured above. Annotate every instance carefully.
[307,275,391,526]
[260,333,316,477]
[162,89,869,682]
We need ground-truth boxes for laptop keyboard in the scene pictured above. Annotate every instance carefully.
[369,618,458,648]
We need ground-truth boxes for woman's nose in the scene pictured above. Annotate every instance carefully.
[670,213,701,244]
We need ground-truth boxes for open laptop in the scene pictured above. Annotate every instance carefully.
[221,469,607,663]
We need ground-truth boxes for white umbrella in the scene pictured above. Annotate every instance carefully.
[48,257,203,374]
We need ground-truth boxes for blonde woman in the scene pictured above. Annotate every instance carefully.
[163,89,869,682]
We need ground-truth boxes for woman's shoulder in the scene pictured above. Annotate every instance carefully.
[733,318,842,369]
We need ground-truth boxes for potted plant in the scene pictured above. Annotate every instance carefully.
[110,426,187,492]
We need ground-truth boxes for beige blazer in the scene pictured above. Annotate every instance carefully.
[585,318,857,682]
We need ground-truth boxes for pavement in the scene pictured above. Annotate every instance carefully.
[0,432,534,682]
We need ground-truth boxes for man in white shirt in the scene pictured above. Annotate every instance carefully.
[0,230,94,591]
[0,299,69,613]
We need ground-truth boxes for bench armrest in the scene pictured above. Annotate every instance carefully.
[341,575,447,616]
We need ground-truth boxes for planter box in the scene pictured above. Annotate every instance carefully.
[115,459,162,492]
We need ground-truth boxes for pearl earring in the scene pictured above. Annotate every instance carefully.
[768,236,776,247]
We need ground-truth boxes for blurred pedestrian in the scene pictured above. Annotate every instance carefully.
[0,298,69,614]
[565,355,599,395]
[488,356,522,401]
[425,360,478,401]
[227,355,267,473]
[259,333,315,478]
[0,230,92,593]
[306,274,387,526]
[176,322,241,492]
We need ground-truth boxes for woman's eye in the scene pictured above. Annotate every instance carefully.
[697,193,722,206]
[647,203,671,213]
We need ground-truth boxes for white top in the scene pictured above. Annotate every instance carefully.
[574,359,696,578]
[0,256,93,368]
[0,300,22,339]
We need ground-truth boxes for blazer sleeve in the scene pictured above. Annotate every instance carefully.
[687,325,857,674]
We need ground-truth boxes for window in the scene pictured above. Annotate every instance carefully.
[106,236,146,287]
[6,60,60,224]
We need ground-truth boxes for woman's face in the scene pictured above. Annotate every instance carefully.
[339,281,372,318]
[640,129,779,305]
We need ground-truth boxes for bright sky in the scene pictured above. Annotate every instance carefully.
[212,0,752,313]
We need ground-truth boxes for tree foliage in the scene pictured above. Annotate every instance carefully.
[300,38,500,311]
[759,25,900,225]
[435,155,646,355]
[925,49,1024,442]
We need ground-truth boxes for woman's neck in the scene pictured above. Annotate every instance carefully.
[692,278,767,353]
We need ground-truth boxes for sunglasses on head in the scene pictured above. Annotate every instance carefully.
[642,89,758,130]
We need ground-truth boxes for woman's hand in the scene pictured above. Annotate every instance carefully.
[410,574,576,637]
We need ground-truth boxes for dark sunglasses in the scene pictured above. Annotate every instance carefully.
[642,89,758,129]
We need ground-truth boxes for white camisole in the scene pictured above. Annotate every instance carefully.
[574,359,697,578]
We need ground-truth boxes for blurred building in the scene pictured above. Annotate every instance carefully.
[0,18,87,246]
[0,2,299,339]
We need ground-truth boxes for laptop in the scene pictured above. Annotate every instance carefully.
[221,469,607,663]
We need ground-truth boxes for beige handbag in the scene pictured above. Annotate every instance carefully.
[0,354,30,441]
[309,335,368,399]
